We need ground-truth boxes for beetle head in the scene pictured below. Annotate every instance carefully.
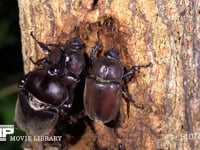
[67,37,85,50]
[104,48,120,60]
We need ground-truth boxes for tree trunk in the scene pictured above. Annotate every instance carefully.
[18,0,200,149]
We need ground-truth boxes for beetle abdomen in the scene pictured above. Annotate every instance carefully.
[84,78,122,123]
[14,90,59,136]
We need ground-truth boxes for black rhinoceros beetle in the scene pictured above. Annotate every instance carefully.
[14,33,86,136]
[15,69,70,136]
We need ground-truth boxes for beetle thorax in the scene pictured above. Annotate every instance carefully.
[90,57,124,82]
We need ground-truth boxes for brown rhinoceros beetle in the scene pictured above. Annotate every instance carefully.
[84,42,152,123]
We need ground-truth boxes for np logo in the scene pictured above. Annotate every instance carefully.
[0,125,14,141]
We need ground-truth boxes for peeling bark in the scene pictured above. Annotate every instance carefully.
[18,0,200,149]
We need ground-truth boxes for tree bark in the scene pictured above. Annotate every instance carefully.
[18,0,200,149]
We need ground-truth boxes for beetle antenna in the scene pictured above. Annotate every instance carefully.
[104,48,120,59]
[74,26,80,36]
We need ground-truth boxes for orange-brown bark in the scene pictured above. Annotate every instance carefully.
[18,0,200,149]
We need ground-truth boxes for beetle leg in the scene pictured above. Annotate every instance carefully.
[123,62,152,79]
[18,78,25,88]
[118,143,126,150]
[29,57,54,70]
[83,116,96,133]
[30,32,59,55]
[90,42,101,61]
[122,85,130,116]
[93,139,99,150]
[122,84,144,116]
[30,57,48,66]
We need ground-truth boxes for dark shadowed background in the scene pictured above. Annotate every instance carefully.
[0,0,24,149]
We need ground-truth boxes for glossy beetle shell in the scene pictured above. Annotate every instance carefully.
[84,55,124,123]
[14,90,59,136]
[84,78,122,123]
[15,34,86,136]
[90,57,124,82]
[24,70,69,106]
[15,70,71,135]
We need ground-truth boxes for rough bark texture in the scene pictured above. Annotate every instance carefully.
[18,0,200,149]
